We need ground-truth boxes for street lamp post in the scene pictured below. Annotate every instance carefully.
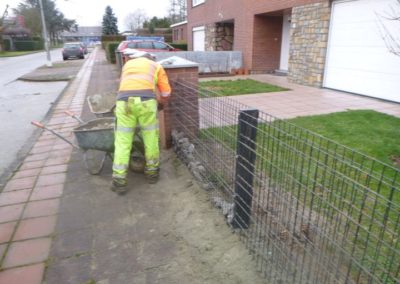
[38,0,52,67]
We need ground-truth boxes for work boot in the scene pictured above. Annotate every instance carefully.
[145,170,159,184]
[111,178,128,195]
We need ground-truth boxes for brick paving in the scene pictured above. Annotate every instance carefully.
[0,49,96,283]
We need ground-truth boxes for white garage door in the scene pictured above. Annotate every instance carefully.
[193,26,205,51]
[324,0,400,102]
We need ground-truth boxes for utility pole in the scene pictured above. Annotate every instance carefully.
[38,0,52,67]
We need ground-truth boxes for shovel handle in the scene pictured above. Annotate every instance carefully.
[31,121,44,129]
[64,110,84,124]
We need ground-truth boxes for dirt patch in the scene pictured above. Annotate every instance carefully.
[153,152,266,283]
[390,155,400,167]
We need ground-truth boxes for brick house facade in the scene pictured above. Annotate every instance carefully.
[187,0,331,87]
[171,21,188,43]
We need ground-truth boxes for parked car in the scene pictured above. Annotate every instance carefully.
[80,42,88,54]
[117,40,180,53]
[62,42,85,60]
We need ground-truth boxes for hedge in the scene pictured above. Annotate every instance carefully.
[3,39,11,51]
[101,35,125,49]
[14,40,43,51]
[169,43,187,51]
[105,41,120,64]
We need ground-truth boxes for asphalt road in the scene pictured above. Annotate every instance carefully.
[0,49,68,186]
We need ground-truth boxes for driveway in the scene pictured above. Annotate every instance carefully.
[200,74,400,119]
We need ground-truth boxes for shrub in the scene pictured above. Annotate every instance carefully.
[101,35,125,49]
[169,43,187,51]
[3,39,11,51]
[14,40,39,51]
[106,41,120,63]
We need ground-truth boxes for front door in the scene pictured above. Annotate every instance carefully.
[279,12,291,71]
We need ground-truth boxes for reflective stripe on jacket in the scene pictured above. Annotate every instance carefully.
[118,57,171,99]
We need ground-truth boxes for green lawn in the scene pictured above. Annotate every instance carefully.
[286,110,400,168]
[0,50,41,57]
[199,79,289,97]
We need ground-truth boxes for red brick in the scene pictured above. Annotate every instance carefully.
[24,153,50,163]
[47,117,65,126]
[40,165,68,175]
[0,243,7,259]
[0,263,44,284]
[0,189,31,206]
[2,239,51,268]
[37,136,56,143]
[35,139,56,147]
[52,143,73,151]
[49,149,72,159]
[3,177,36,192]
[12,168,41,180]
[44,157,69,167]
[23,199,60,219]
[19,160,45,171]
[13,216,57,241]
[36,173,66,187]
[30,146,53,155]
[30,184,63,201]
[0,204,24,223]
[0,222,17,244]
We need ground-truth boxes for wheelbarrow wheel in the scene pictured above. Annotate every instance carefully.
[83,149,108,175]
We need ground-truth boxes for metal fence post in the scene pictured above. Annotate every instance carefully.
[232,109,259,229]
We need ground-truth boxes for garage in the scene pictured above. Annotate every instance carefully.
[193,26,205,51]
[324,0,400,103]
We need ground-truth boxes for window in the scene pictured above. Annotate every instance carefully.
[153,42,169,50]
[192,0,205,7]
[127,42,138,48]
[137,42,153,49]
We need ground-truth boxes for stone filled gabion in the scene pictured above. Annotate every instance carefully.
[171,129,235,223]
[172,130,210,189]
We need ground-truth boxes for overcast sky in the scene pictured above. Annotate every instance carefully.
[0,0,171,31]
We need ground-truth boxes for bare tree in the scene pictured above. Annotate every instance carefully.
[124,9,147,32]
[377,0,400,56]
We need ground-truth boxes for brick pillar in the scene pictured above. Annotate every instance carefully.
[160,64,199,149]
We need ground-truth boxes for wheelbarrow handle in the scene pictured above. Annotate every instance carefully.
[31,121,44,129]
[31,120,79,149]
[64,110,84,124]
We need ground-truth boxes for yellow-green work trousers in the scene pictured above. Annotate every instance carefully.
[113,97,159,180]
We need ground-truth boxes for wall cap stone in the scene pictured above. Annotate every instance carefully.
[158,56,199,69]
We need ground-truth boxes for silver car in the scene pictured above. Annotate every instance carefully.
[62,42,85,60]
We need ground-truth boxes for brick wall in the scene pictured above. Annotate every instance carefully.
[288,1,331,87]
[172,24,188,43]
[160,66,199,148]
[252,15,282,72]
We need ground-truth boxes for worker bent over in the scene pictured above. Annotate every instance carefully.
[112,50,171,194]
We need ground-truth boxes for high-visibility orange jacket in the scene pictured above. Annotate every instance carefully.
[118,57,171,101]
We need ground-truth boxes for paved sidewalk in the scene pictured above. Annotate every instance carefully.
[0,49,96,283]
[0,49,265,284]
[201,74,400,119]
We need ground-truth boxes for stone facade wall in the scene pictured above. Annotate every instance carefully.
[288,1,331,87]
[204,23,234,51]
[205,24,216,51]
[215,23,234,51]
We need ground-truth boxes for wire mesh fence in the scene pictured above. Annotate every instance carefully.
[169,79,400,283]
